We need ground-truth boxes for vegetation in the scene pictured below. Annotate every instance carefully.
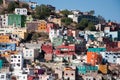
[0,1,29,14]
[31,32,49,41]
[0,0,3,5]
[33,4,53,19]
[60,9,72,17]
[76,18,88,30]
[89,10,95,15]
[61,17,73,26]
[21,3,29,9]
[7,1,19,13]
[76,18,96,31]
[32,33,39,41]
[87,22,96,31]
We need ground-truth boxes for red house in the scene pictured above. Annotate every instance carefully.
[41,43,53,54]
[54,44,75,55]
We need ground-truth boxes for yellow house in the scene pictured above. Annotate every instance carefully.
[37,20,47,32]
[12,28,28,39]
[98,65,108,74]
[0,35,10,43]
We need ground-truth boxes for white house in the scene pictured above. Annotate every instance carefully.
[49,29,60,42]
[84,76,94,80]
[13,73,28,80]
[23,48,39,61]
[0,73,10,80]
[25,43,42,50]
[0,14,8,27]
[68,14,78,23]
[100,52,120,64]
[15,8,27,15]
[10,54,23,70]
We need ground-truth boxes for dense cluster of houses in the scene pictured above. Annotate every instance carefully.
[0,1,120,80]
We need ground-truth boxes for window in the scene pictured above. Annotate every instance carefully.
[66,73,68,75]
[30,54,32,56]
[17,63,20,66]
[1,75,4,79]
[11,60,13,62]
[14,56,17,58]
[71,73,74,76]
[18,60,20,62]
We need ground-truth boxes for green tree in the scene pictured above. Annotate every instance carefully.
[7,1,19,13]
[60,9,72,17]
[61,17,73,26]
[0,0,3,5]
[76,18,88,30]
[33,4,52,19]
[89,10,95,15]
[87,22,96,31]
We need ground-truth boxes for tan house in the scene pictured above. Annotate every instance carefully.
[49,18,61,26]
[12,28,28,39]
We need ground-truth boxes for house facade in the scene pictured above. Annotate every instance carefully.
[15,8,27,15]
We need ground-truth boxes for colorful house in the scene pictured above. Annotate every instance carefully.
[46,22,57,33]
[37,20,47,32]
[98,65,108,74]
[0,60,3,69]
[0,35,10,43]
[88,48,106,53]
[52,37,63,47]
[77,65,98,75]
[54,44,75,55]
[12,28,28,39]
[63,67,76,80]
[87,52,102,66]
[0,43,16,51]
[26,21,39,32]
[8,14,26,27]
[41,43,53,54]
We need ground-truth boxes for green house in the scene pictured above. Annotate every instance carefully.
[77,65,98,74]
[63,36,75,44]
[52,37,63,47]
[8,14,26,27]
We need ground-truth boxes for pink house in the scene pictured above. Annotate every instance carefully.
[46,22,57,33]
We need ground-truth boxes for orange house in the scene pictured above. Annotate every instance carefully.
[0,35,10,43]
[87,52,102,66]
[98,65,108,74]
[37,20,47,32]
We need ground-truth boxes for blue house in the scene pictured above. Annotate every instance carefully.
[0,60,3,69]
[77,65,98,74]
[88,48,106,53]
[0,43,16,51]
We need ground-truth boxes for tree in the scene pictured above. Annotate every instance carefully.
[61,17,73,26]
[87,22,96,31]
[0,0,3,5]
[60,9,72,17]
[33,4,52,19]
[21,3,29,9]
[89,10,95,15]
[7,1,19,13]
[76,18,88,30]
